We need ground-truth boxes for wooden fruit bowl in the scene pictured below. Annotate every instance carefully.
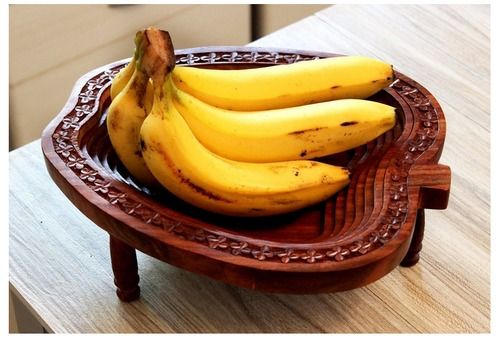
[42,47,451,301]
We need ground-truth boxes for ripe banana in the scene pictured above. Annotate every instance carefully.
[171,80,396,162]
[106,32,157,187]
[110,58,154,112]
[109,31,155,103]
[171,55,394,111]
[110,56,135,100]
[140,78,350,217]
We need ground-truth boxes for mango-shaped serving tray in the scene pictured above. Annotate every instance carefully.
[42,47,451,301]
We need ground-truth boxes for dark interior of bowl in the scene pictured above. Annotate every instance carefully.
[80,64,405,244]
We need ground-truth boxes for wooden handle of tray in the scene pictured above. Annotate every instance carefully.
[409,164,451,210]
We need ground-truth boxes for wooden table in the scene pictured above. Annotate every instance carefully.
[9,4,490,333]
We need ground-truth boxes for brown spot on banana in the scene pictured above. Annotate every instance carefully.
[373,76,394,83]
[132,75,148,109]
[331,85,341,89]
[271,198,300,205]
[340,121,358,126]
[140,138,147,151]
[108,109,122,131]
[179,174,233,203]
[288,127,326,136]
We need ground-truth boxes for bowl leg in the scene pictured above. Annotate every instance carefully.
[109,235,141,301]
[400,209,425,267]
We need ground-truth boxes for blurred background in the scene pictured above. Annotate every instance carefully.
[9,4,329,151]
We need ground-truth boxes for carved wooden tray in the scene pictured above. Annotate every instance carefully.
[42,47,451,301]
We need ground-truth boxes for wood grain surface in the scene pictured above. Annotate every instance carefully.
[9,4,490,333]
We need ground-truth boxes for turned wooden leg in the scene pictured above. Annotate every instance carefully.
[401,209,425,267]
[109,235,140,301]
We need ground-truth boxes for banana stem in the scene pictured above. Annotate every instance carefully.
[138,27,176,96]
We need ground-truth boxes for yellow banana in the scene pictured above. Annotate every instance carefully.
[110,57,135,100]
[171,80,396,162]
[110,59,154,111]
[106,32,157,187]
[109,31,154,104]
[171,55,394,111]
[140,77,350,217]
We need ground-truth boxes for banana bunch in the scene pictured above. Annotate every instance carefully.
[141,79,351,216]
[108,27,396,217]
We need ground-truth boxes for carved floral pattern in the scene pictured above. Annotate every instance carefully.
[50,51,441,264]
[175,51,320,65]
